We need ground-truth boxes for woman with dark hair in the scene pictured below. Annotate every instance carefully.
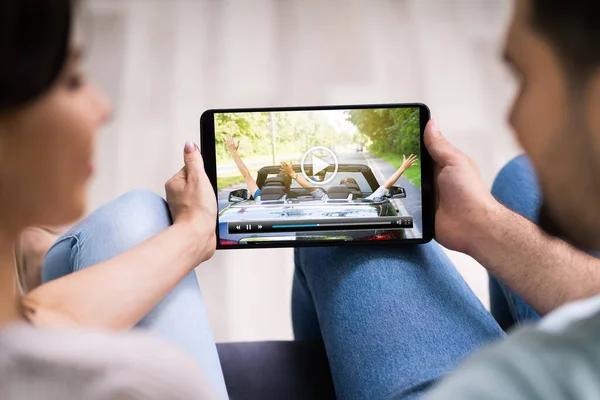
[0,0,225,398]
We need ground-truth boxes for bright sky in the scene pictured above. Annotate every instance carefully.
[321,109,358,134]
[278,109,358,134]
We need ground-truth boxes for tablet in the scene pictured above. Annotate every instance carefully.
[200,103,434,249]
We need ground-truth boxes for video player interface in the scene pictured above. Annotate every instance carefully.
[215,107,423,245]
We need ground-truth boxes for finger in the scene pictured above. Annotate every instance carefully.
[170,166,186,181]
[423,119,460,168]
[165,166,186,193]
[183,141,202,181]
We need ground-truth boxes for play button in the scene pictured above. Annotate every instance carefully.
[300,146,339,185]
[312,155,329,176]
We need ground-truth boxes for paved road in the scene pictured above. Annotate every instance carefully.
[217,150,423,237]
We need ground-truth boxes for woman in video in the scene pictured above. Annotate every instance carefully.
[0,0,225,397]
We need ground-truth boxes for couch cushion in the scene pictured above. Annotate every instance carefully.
[217,341,335,400]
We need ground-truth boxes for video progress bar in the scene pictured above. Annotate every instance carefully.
[228,217,413,234]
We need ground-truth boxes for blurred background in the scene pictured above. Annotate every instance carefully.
[85,0,518,342]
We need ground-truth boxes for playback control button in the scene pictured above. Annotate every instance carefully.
[231,223,263,233]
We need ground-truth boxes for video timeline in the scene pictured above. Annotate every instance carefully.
[215,107,423,245]
[229,217,414,234]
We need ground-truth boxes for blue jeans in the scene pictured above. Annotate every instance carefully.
[293,154,541,399]
[41,190,229,399]
[42,155,540,400]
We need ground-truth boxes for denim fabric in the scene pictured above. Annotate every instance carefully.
[292,155,542,399]
[42,190,228,399]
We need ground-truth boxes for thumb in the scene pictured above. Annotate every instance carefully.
[183,141,201,181]
[423,119,459,168]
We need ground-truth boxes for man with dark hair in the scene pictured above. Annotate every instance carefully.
[426,2,600,396]
[292,0,600,398]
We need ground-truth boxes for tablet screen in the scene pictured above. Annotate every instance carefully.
[206,105,430,247]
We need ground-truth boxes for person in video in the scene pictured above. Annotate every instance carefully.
[280,154,417,200]
[224,135,325,200]
[343,154,418,200]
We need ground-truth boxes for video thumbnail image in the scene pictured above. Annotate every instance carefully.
[215,107,423,245]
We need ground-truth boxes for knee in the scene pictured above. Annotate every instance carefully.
[491,155,541,221]
[100,189,171,239]
[72,189,171,259]
[116,189,170,217]
[42,190,172,278]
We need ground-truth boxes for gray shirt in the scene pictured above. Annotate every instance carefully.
[426,296,600,400]
[0,324,219,399]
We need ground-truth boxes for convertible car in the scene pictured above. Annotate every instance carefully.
[219,163,409,245]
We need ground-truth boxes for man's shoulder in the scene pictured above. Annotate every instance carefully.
[426,298,600,400]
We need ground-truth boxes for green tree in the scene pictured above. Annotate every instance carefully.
[346,108,420,156]
[214,112,271,160]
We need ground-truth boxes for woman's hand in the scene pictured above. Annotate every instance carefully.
[225,135,240,153]
[165,141,217,262]
[401,154,419,171]
[280,161,295,177]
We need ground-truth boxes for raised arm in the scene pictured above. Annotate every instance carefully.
[280,161,316,191]
[225,136,259,197]
[425,119,600,315]
[22,143,218,330]
[381,154,418,189]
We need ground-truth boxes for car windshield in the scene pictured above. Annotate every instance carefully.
[264,171,374,193]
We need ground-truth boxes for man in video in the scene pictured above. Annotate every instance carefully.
[279,154,418,200]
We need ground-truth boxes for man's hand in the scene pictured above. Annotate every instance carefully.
[280,161,295,177]
[225,135,240,153]
[401,154,419,171]
[424,119,501,254]
[165,141,217,262]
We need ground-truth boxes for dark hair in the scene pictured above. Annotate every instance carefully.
[531,0,600,79]
[340,178,358,186]
[277,172,292,191]
[0,0,73,112]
